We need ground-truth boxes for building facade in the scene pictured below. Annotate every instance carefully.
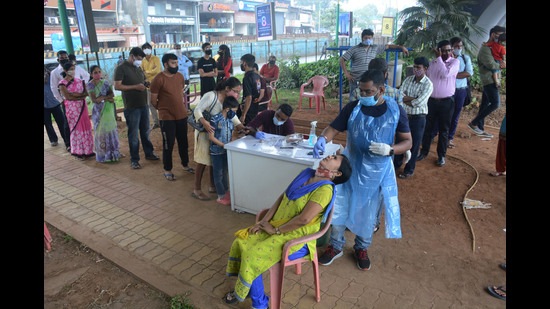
[44,0,314,51]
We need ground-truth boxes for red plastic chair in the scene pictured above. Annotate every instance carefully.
[256,206,334,309]
[298,75,329,114]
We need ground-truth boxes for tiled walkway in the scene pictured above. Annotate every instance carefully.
[44,134,503,309]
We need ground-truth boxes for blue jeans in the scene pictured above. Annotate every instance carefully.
[470,83,500,131]
[124,106,155,163]
[211,152,228,196]
[329,224,371,251]
[394,114,426,175]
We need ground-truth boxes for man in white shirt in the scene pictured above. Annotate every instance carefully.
[49,50,72,152]
[68,53,90,81]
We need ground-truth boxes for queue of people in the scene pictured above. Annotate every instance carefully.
[46,29,505,305]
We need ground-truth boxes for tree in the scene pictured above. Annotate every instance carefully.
[394,0,486,57]
[351,4,379,30]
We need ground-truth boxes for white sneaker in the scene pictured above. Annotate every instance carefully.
[479,131,494,138]
[468,123,484,136]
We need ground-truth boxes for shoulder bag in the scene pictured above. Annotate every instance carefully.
[187,92,217,131]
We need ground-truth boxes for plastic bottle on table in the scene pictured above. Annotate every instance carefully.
[308,121,318,146]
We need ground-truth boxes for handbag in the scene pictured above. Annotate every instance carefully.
[461,55,473,107]
[187,92,217,131]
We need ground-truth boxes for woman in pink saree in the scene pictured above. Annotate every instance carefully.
[58,62,94,160]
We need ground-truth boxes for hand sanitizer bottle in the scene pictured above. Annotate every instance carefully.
[308,121,318,146]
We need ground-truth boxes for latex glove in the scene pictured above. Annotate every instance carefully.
[403,150,412,163]
[313,136,326,158]
[369,142,392,156]
[255,131,266,140]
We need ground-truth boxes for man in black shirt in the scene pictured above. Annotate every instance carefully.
[197,42,217,96]
[238,53,261,125]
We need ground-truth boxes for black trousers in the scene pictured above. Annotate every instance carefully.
[160,118,189,171]
[420,97,455,159]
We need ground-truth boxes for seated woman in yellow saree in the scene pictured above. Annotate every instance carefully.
[224,154,352,309]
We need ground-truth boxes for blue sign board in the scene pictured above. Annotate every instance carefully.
[256,3,275,41]
[238,0,259,12]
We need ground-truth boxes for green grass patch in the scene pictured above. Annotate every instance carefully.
[169,293,195,309]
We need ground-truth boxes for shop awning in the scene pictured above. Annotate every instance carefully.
[97,34,126,42]
[44,34,126,44]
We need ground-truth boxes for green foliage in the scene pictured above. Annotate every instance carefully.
[395,0,485,58]
[170,294,195,309]
[277,56,342,95]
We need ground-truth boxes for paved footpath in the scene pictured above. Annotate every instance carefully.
[44,133,502,309]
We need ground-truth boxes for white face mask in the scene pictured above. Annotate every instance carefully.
[133,60,142,67]
[272,115,285,126]
[143,49,152,55]
[67,70,75,76]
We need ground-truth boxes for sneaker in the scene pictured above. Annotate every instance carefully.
[131,162,141,169]
[479,131,494,138]
[50,141,58,146]
[145,153,160,160]
[216,197,231,206]
[223,191,231,200]
[354,248,371,270]
[319,245,343,266]
[467,123,484,136]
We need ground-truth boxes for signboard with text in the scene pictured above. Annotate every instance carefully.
[256,2,276,41]
[382,17,395,37]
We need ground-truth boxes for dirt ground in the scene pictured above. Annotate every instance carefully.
[44,90,506,308]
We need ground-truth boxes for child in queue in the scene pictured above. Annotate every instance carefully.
[208,95,241,206]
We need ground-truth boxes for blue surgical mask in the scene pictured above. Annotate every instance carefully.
[227,110,236,119]
[453,48,462,57]
[272,115,285,126]
[363,39,373,46]
[359,94,378,107]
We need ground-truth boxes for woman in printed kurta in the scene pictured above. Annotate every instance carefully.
[58,62,94,160]
[224,154,352,309]
[86,65,121,163]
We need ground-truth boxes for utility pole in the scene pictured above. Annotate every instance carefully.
[58,0,74,53]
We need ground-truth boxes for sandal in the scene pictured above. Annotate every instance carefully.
[222,291,239,304]
[191,191,211,201]
[164,172,176,181]
[489,171,506,177]
[183,166,195,174]
[487,285,506,300]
